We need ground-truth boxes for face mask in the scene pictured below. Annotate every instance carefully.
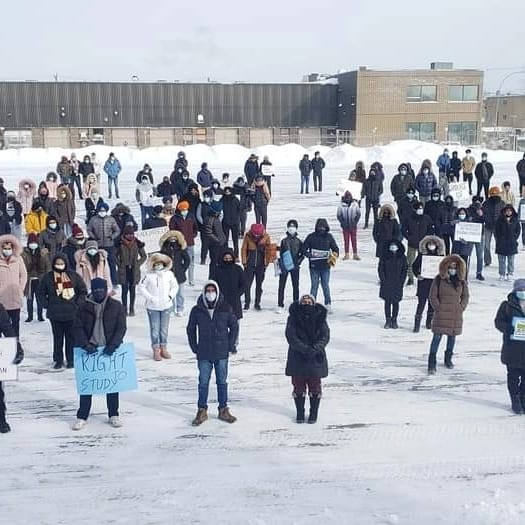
[432,196,439,201]
[458,214,466,221]
[60,193,66,199]
[203,197,211,204]
[91,194,98,200]
[316,228,327,234]
[205,291,217,303]
[49,223,57,230]
[389,245,399,253]
[98,211,107,218]
[54,264,66,272]
[407,194,414,200]
[223,259,234,265]
[383,213,391,219]
[2,249,12,257]
[28,243,38,250]
[482,157,487,162]
[516,291,525,300]
[153,264,164,271]
[400,170,407,176]
[287,226,297,235]
[183,175,189,180]
[416,209,424,216]
[448,269,457,277]
[422,169,429,175]
[92,290,106,303]
[87,248,98,256]
[427,244,437,252]
[76,239,85,245]
[181,211,188,218]
[24,185,29,189]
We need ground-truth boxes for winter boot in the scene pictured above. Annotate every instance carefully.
[425,311,433,329]
[128,306,135,317]
[160,345,172,359]
[391,318,399,329]
[218,407,237,423]
[153,347,162,361]
[384,318,392,329]
[343,252,350,260]
[444,351,454,369]
[427,353,437,375]
[308,395,321,424]
[25,316,33,323]
[413,315,422,333]
[353,253,361,261]
[192,408,208,426]
[0,419,11,433]
[510,395,523,415]
[293,395,306,423]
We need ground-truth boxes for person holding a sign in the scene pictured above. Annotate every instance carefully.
[260,155,275,195]
[494,278,525,414]
[424,188,445,236]
[495,205,521,281]
[451,208,474,279]
[482,187,505,267]
[467,198,486,281]
[427,255,469,374]
[412,235,445,332]
[277,219,304,311]
[72,278,127,430]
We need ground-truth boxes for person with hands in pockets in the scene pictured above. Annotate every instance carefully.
[72,278,126,431]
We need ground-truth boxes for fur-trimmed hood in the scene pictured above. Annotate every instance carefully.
[0,234,23,256]
[18,178,36,193]
[438,254,467,281]
[111,203,131,216]
[85,174,97,185]
[381,239,406,258]
[378,203,396,219]
[56,184,73,200]
[159,229,187,250]
[418,235,446,255]
[146,252,173,271]
[288,299,327,323]
[500,204,518,220]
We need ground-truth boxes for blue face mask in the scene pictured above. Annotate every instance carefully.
[516,291,525,300]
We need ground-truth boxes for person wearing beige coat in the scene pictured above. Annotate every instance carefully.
[427,255,469,374]
[0,234,28,336]
[75,240,112,292]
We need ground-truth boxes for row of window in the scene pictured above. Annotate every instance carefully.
[406,121,478,144]
[406,85,479,103]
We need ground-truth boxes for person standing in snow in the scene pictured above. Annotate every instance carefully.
[186,280,239,426]
[72,278,127,431]
[17,179,37,217]
[45,171,60,200]
[2,192,22,240]
[337,191,361,260]
[448,151,462,182]
[75,240,112,291]
[361,168,383,229]
[69,153,83,199]
[78,155,95,186]
[349,161,366,183]
[244,154,259,186]
[390,163,416,206]
[103,152,122,199]
[451,208,474,280]
[427,255,469,374]
[259,155,275,195]
[495,278,525,414]
[441,195,458,256]
[251,174,271,227]
[277,219,304,310]
[475,152,494,200]
[462,149,476,196]
[197,162,214,192]
[221,186,241,260]
[373,204,400,258]
[467,197,486,281]
[136,175,156,229]
[415,160,438,205]
[135,163,154,184]
[285,294,329,424]
[436,149,451,182]
[24,200,48,235]
[500,181,516,208]
[299,154,312,194]
[233,177,251,238]
[204,200,227,276]
[54,185,76,239]
[311,151,326,193]
[495,205,521,281]
[482,186,505,267]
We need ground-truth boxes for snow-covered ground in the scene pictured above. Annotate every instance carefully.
[2,141,525,525]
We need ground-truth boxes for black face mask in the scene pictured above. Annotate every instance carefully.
[300,304,315,316]
[223,259,234,265]
[92,289,107,303]
[316,228,327,234]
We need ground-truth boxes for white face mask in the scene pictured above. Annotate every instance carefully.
[422,169,429,175]
[2,249,13,257]
[153,264,164,271]
[87,248,98,256]
[416,209,424,216]
[203,197,211,204]
[287,226,297,235]
[205,291,217,302]
[427,244,437,252]
[28,243,38,250]
[389,245,399,253]
[181,211,188,218]
[48,223,57,230]
[98,211,107,218]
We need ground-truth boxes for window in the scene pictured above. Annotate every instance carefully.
[447,122,478,144]
[448,85,479,102]
[406,122,436,141]
[406,85,437,102]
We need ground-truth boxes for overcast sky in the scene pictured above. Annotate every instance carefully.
[2,0,524,92]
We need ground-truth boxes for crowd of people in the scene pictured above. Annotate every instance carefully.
[2,147,525,434]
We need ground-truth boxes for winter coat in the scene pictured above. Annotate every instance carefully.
[62,237,84,271]
[495,293,525,368]
[169,212,198,247]
[103,158,122,179]
[24,210,48,234]
[22,248,51,297]
[203,214,226,247]
[181,185,201,212]
[74,296,126,351]
[482,196,505,230]
[516,159,525,183]
[436,153,450,173]
[174,177,195,200]
[187,287,239,360]
[462,155,476,175]
[85,197,104,224]
[302,219,339,271]
[337,200,361,230]
[349,163,366,183]
[402,212,434,249]
[87,215,120,248]
[75,249,112,290]
[250,181,271,210]
[311,157,326,175]
[285,301,329,378]
[157,180,174,198]
[78,161,95,183]
[221,194,241,226]
[449,157,462,179]
[397,196,419,227]
[136,168,154,185]
[135,181,156,206]
[244,160,260,185]
[0,215,11,235]
[390,172,416,203]
[39,225,66,260]
[361,174,383,203]
[441,202,458,236]
[54,186,76,227]
[138,254,178,311]
[45,176,59,199]
[501,188,516,208]
[241,232,272,268]
[412,235,446,299]
[299,159,312,177]
[373,204,401,258]
[415,172,438,198]
[0,235,27,310]
[495,208,521,256]
[112,204,138,232]
[429,255,469,336]
[378,241,408,303]
[37,267,87,322]
[83,174,98,197]
[159,230,191,284]
[279,233,304,271]
[475,161,494,183]
[211,248,245,319]
[17,179,37,215]
[197,168,213,189]
[423,199,445,234]
[56,160,73,183]
[37,193,56,215]
[3,198,23,226]
[115,237,147,285]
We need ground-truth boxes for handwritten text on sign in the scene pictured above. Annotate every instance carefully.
[448,182,470,203]
[454,222,482,243]
[73,343,138,395]
[137,226,169,254]
[0,337,18,381]
[420,256,444,279]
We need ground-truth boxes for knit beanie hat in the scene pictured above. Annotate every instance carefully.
[96,201,109,212]
[287,219,298,229]
[512,279,525,292]
[72,224,84,238]
[210,200,223,214]
[27,233,39,245]
[85,240,98,251]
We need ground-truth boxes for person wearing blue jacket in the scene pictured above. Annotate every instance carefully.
[103,152,122,199]
[299,154,313,194]
[436,149,450,178]
[197,163,213,191]
[415,160,438,205]
[187,280,239,426]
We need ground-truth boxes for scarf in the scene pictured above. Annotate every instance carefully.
[54,271,75,300]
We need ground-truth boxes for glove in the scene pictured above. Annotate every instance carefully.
[230,346,238,355]
[83,344,97,354]
[103,346,116,356]
[13,342,24,365]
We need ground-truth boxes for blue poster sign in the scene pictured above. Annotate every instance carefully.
[73,343,138,395]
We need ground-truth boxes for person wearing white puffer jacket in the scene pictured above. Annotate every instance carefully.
[139,253,177,361]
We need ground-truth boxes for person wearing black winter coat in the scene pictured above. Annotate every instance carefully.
[85,194,104,225]
[466,198,486,280]
[390,164,416,205]
[0,210,11,235]
[451,209,474,280]
[285,294,329,424]
[448,151,462,182]
[397,189,419,228]
[37,255,88,369]
[299,155,312,194]
[211,248,245,320]
[72,278,126,430]
[244,155,260,186]
[187,280,239,426]
[221,187,241,258]
[277,219,304,309]
[495,205,521,279]
[136,164,154,184]
[361,169,383,228]
[495,279,525,414]
[174,172,195,200]
[160,233,191,284]
[112,203,138,233]
[423,188,446,235]
[475,154,494,200]
[233,178,251,237]
[516,154,525,196]
[378,240,408,329]
[181,183,201,213]
[156,177,174,199]
[373,204,400,258]
[482,189,505,267]
[311,152,326,192]
[441,196,458,255]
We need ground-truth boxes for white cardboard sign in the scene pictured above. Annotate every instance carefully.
[448,182,470,203]
[454,222,482,243]
[0,338,18,381]
[137,226,169,254]
[420,256,443,279]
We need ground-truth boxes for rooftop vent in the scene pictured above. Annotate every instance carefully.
[430,62,453,70]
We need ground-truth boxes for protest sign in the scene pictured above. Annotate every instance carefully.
[420,256,444,279]
[261,164,273,177]
[0,337,18,381]
[520,204,525,222]
[74,343,138,395]
[511,317,525,342]
[454,222,482,243]
[448,182,470,203]
[336,179,362,198]
[137,226,168,254]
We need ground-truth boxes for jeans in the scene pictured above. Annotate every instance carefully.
[300,175,310,194]
[222,223,240,258]
[406,246,418,280]
[254,205,268,227]
[175,282,185,313]
[77,393,119,421]
[484,228,494,266]
[244,265,266,306]
[147,308,171,348]
[384,301,399,320]
[342,228,357,254]
[108,177,120,198]
[313,173,322,192]
[197,359,229,409]
[72,175,83,199]
[51,319,74,365]
[498,254,515,276]
[63,223,72,238]
[278,269,300,307]
[310,268,331,305]
[7,310,20,338]
[292,377,322,396]
[121,267,135,312]
[186,245,195,284]
[473,237,484,275]
[429,333,456,355]
[365,200,379,227]
[27,278,43,320]
[140,204,154,229]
